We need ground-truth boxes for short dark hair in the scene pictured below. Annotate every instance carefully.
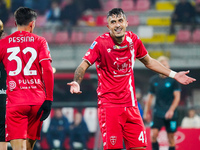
[14,7,37,26]
[107,8,126,19]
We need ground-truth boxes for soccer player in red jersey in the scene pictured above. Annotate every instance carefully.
[68,8,196,150]
[0,20,8,150]
[0,7,54,150]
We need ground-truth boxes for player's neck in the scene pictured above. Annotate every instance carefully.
[17,26,32,33]
[111,34,125,44]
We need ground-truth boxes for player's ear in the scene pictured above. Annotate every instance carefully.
[15,21,17,27]
[29,21,35,33]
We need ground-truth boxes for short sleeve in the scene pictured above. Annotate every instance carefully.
[39,38,52,63]
[134,36,148,59]
[173,80,181,91]
[83,40,100,65]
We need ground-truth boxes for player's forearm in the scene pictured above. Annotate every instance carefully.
[169,91,181,112]
[41,60,54,101]
[74,60,90,85]
[74,66,86,85]
[140,55,173,77]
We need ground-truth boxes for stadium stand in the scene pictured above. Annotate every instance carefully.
[135,0,150,11]
[41,31,54,44]
[175,29,191,43]
[127,15,140,26]
[54,31,69,45]
[192,29,200,43]
[121,0,135,11]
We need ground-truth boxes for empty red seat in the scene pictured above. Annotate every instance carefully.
[135,0,150,11]
[192,29,200,43]
[96,15,107,26]
[175,29,191,43]
[84,32,99,43]
[5,15,15,27]
[55,31,69,44]
[103,0,119,11]
[70,31,84,43]
[127,15,140,26]
[42,31,54,44]
[35,15,46,27]
[121,0,135,11]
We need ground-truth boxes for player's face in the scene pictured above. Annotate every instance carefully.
[107,14,128,40]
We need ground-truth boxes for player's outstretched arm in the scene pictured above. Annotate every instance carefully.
[67,60,90,94]
[140,54,196,85]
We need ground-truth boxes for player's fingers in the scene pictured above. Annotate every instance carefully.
[70,88,74,94]
[67,82,73,86]
[40,111,50,121]
[77,91,82,94]
[184,70,190,74]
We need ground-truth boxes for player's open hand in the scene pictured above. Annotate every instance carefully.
[174,70,196,85]
[67,81,82,94]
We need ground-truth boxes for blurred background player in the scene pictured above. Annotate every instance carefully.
[143,56,181,150]
[0,19,8,150]
[68,8,195,150]
[0,7,54,150]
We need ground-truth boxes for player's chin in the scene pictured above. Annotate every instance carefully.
[115,34,125,39]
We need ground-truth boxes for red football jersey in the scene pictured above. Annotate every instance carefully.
[83,31,148,108]
[0,31,52,107]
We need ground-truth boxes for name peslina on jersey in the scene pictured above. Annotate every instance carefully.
[0,31,52,107]
[83,31,148,108]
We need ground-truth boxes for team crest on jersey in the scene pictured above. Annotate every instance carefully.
[90,41,97,49]
[107,48,111,53]
[110,136,117,145]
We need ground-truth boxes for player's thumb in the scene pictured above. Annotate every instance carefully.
[40,111,50,121]
[185,70,190,74]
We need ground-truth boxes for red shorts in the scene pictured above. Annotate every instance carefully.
[98,106,147,150]
[5,105,43,141]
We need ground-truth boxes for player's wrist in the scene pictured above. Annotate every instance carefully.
[169,70,177,78]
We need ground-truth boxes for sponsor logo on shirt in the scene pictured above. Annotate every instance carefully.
[90,41,97,49]
[110,136,117,145]
[0,88,6,94]
[9,81,16,91]
[113,45,128,49]
[9,36,35,43]
[18,79,41,89]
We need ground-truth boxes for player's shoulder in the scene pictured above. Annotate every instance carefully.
[150,75,159,82]
[126,31,139,40]
[90,32,110,47]
[31,32,46,42]
[98,32,110,41]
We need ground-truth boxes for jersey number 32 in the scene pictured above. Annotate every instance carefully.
[7,47,37,76]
